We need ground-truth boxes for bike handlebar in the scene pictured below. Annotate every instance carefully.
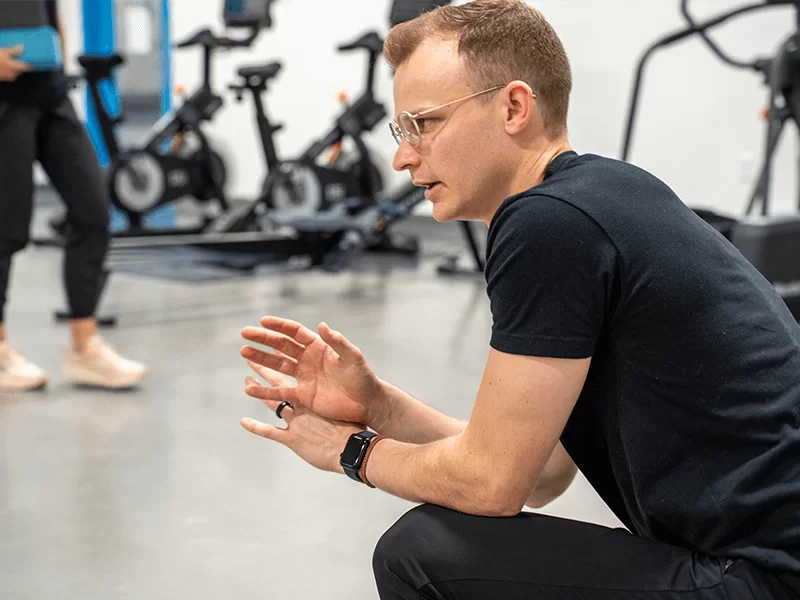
[175,26,259,51]
[337,32,384,54]
[336,31,384,96]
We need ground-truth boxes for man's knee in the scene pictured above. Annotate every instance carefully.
[373,504,456,590]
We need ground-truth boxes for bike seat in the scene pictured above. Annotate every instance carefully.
[338,31,383,55]
[237,62,282,81]
[78,54,125,77]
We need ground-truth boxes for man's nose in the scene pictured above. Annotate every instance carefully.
[392,140,421,173]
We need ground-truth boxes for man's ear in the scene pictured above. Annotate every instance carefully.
[502,81,537,135]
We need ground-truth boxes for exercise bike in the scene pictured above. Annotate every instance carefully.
[108,25,266,234]
[213,30,387,229]
[58,29,285,243]
[209,29,421,258]
[265,31,388,220]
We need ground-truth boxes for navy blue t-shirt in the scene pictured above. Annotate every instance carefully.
[485,150,800,574]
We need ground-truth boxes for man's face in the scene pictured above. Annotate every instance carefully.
[392,37,510,223]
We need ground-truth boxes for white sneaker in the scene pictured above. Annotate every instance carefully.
[62,337,147,390]
[0,342,49,391]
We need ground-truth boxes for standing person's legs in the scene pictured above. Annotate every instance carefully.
[373,504,799,600]
[37,97,146,389]
[36,97,109,339]
[0,102,49,390]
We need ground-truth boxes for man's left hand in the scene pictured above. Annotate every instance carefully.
[241,374,365,474]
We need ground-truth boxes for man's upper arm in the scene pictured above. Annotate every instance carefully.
[459,348,590,514]
[470,192,616,513]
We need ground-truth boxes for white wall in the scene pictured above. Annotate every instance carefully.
[538,0,796,217]
[61,0,796,218]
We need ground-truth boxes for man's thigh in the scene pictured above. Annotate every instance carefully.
[373,504,796,600]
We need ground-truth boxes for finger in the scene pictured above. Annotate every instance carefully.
[242,385,296,424]
[243,383,282,413]
[245,380,298,406]
[318,322,364,363]
[259,316,318,346]
[241,326,305,360]
[245,375,264,389]
[276,401,295,423]
[240,346,298,377]
[244,375,298,413]
[240,417,289,443]
[9,45,23,56]
[247,360,294,387]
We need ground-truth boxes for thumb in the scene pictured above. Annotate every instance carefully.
[318,322,363,363]
[9,45,24,56]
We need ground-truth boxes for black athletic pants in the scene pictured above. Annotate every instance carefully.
[373,504,800,599]
[0,97,110,323]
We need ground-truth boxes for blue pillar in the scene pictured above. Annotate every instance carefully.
[160,0,171,117]
[81,0,175,231]
[81,0,117,167]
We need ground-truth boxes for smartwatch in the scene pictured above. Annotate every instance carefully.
[340,431,379,484]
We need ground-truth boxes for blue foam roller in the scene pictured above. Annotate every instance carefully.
[0,26,63,71]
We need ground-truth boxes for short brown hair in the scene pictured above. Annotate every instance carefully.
[384,0,572,135]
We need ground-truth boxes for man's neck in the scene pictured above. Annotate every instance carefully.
[514,137,573,194]
[480,137,573,225]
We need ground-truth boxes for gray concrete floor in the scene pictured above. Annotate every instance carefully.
[0,198,623,599]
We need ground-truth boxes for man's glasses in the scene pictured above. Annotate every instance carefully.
[389,85,507,147]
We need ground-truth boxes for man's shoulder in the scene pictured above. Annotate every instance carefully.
[504,152,682,239]
[485,190,618,281]
[490,190,599,238]
[542,152,664,192]
[490,173,612,241]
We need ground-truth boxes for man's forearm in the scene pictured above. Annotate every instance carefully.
[372,378,466,444]
[362,434,524,517]
[359,433,574,516]
[369,380,577,510]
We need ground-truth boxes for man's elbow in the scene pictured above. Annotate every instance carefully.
[471,479,530,517]
[475,499,527,518]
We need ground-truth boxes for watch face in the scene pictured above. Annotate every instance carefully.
[340,437,367,468]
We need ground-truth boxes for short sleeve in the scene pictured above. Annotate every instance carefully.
[485,194,618,359]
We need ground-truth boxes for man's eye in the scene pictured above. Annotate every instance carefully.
[417,118,435,131]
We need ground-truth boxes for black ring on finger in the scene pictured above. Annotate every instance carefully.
[276,401,293,420]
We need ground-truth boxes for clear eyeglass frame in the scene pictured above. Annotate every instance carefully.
[389,85,511,147]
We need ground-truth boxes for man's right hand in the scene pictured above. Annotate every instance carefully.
[240,316,387,428]
[0,46,31,82]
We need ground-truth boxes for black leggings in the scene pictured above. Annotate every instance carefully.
[0,98,109,323]
[373,504,800,600]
